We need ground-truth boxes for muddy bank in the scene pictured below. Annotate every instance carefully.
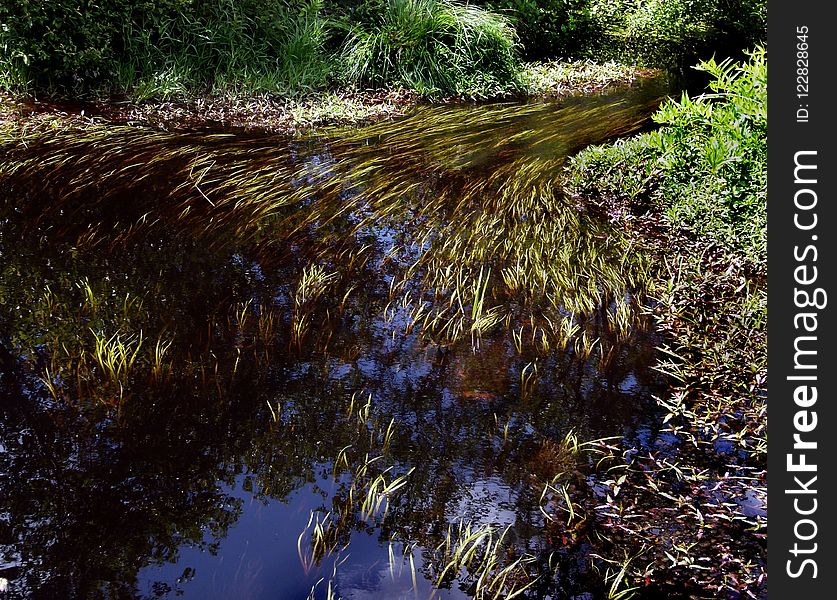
[0,62,657,134]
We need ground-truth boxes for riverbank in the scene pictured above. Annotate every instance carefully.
[563,48,767,598]
[0,61,655,133]
[575,196,767,598]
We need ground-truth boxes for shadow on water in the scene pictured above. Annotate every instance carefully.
[0,76,677,598]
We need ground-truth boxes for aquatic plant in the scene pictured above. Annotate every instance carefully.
[0,89,661,356]
[431,520,538,599]
[360,467,415,521]
[522,59,653,97]
[595,550,643,600]
[297,510,345,572]
[287,390,419,593]
[91,329,145,385]
[292,264,340,349]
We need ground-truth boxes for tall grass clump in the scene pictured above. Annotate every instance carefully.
[341,0,522,98]
[567,46,766,268]
[124,0,334,99]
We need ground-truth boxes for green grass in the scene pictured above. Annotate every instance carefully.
[120,0,334,100]
[1,0,524,100]
[341,0,523,98]
[0,0,334,99]
[566,46,766,268]
[0,1,765,99]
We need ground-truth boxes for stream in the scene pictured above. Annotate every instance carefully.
[0,75,679,599]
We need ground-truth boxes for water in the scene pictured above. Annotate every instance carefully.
[0,76,676,599]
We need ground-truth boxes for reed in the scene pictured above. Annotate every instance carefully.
[359,467,415,522]
[431,520,537,600]
[291,264,340,349]
[297,510,345,573]
[151,335,173,381]
[91,329,145,384]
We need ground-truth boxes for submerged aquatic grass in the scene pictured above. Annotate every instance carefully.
[91,329,145,384]
[432,520,538,599]
[0,87,664,357]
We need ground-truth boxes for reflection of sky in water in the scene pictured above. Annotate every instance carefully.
[138,475,469,600]
[736,488,767,519]
[139,478,333,599]
[618,373,639,394]
[332,542,467,600]
[448,477,518,529]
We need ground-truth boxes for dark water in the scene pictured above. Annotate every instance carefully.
[0,77,676,599]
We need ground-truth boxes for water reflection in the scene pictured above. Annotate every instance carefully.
[0,77,672,598]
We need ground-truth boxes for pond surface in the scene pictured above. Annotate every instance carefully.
[1,76,677,599]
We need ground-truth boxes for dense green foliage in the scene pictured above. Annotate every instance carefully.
[341,0,521,97]
[477,0,765,65]
[0,0,521,98]
[0,0,765,99]
[588,0,767,69]
[567,46,767,266]
[0,0,133,89]
[480,1,598,60]
[123,0,333,98]
[0,0,334,97]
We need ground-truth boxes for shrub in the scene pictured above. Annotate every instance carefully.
[585,0,767,69]
[341,0,522,98]
[480,0,599,60]
[0,0,147,91]
[567,46,767,267]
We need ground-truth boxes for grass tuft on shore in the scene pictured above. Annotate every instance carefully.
[341,0,522,98]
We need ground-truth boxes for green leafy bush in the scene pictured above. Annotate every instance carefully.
[480,0,598,60]
[341,0,522,98]
[585,0,766,68]
[567,46,766,266]
[0,0,145,91]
